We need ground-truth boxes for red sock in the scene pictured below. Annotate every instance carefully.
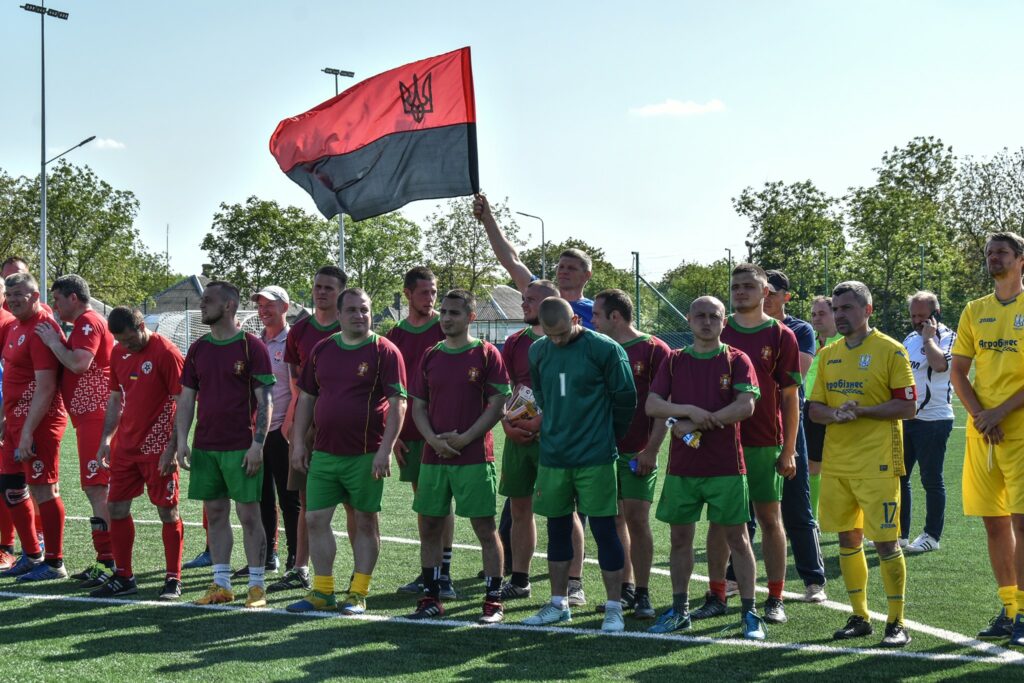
[768,580,785,600]
[162,519,184,579]
[9,496,40,555]
[38,497,65,561]
[109,516,135,578]
[92,526,114,563]
[0,502,15,547]
[710,580,727,603]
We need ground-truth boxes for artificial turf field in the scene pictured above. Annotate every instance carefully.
[1,397,1021,682]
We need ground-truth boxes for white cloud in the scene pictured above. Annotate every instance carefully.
[93,137,126,150]
[628,98,726,118]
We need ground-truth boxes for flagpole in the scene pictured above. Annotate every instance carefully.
[322,66,355,272]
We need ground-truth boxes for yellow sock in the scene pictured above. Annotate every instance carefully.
[350,572,372,597]
[999,585,1017,619]
[1016,589,1024,619]
[313,575,335,596]
[839,545,870,618]
[878,548,907,623]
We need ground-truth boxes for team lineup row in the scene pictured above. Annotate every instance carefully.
[1,212,1023,650]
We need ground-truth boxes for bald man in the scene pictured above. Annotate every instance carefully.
[522,297,637,631]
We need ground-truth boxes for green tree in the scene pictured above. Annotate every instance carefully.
[5,162,175,306]
[201,196,338,299]
[423,197,524,296]
[346,212,423,304]
[733,180,846,319]
[518,237,635,296]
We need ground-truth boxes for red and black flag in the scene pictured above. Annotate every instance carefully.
[270,47,478,221]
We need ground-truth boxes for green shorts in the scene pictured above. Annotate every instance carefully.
[744,446,784,503]
[413,462,497,518]
[306,451,384,513]
[534,462,618,518]
[617,454,657,503]
[656,474,750,526]
[188,448,262,503]
[499,439,540,498]
[399,440,425,484]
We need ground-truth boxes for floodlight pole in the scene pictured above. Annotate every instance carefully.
[516,211,546,279]
[322,67,355,271]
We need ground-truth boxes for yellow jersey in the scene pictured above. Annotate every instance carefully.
[952,293,1024,439]
[809,329,915,479]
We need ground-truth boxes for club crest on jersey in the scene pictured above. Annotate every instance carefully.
[141,361,153,375]
[17,334,25,346]
[86,459,100,479]
[233,360,246,376]
[357,362,369,377]
[633,361,645,376]
[761,346,773,361]
[468,367,481,382]
[82,323,93,336]
[1015,314,1024,330]
[720,374,730,390]
[859,354,871,369]
[31,460,43,477]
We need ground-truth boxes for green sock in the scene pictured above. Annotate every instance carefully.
[810,474,821,519]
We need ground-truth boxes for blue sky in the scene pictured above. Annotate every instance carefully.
[3,1,1023,282]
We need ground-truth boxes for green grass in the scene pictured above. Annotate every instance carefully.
[0,398,1018,681]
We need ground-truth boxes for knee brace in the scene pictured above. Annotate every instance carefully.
[0,474,29,507]
[589,515,625,572]
[547,514,575,562]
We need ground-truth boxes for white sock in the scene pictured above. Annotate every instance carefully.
[551,595,568,610]
[248,566,265,589]
[605,600,623,613]
[213,564,231,589]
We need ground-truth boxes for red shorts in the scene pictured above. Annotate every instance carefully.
[108,452,179,508]
[72,414,110,487]
[0,418,67,484]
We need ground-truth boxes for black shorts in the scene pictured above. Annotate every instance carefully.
[803,409,826,463]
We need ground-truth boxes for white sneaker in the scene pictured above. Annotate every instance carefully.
[567,579,586,606]
[905,532,940,554]
[801,583,827,603]
[724,580,739,597]
[601,607,625,632]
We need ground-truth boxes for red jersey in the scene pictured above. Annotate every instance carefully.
[501,327,541,389]
[618,334,672,454]
[411,339,511,466]
[298,332,407,456]
[649,344,759,477]
[62,308,114,421]
[720,317,801,447]
[109,332,184,460]
[285,315,339,372]
[386,316,445,442]
[1,309,66,425]
[181,331,275,451]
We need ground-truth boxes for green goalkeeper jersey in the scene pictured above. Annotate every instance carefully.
[528,328,637,468]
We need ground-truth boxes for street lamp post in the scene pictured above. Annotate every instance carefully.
[322,67,355,272]
[516,211,546,279]
[725,248,733,313]
[21,2,70,304]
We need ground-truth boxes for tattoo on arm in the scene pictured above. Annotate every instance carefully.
[254,386,272,444]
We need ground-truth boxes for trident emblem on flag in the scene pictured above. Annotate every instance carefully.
[399,73,434,123]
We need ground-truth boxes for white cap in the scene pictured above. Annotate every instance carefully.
[251,285,290,305]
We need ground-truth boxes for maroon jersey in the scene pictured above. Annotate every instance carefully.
[501,327,541,389]
[298,332,407,456]
[109,332,184,460]
[62,308,114,421]
[411,339,511,466]
[2,309,66,426]
[618,334,672,454]
[386,316,445,442]
[720,317,801,447]
[181,331,275,451]
[649,345,759,477]
[285,315,340,372]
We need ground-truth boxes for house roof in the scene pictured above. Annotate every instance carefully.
[153,274,210,300]
[477,285,524,321]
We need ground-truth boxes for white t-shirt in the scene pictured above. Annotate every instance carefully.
[903,324,956,422]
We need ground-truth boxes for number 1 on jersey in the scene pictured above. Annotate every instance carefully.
[560,372,566,397]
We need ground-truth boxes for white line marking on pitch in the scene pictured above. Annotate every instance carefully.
[65,515,1019,662]
[0,590,1016,667]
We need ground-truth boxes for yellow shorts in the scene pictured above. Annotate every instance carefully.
[963,437,1024,517]
[819,475,901,541]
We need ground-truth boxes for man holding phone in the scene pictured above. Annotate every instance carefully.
[900,291,956,555]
